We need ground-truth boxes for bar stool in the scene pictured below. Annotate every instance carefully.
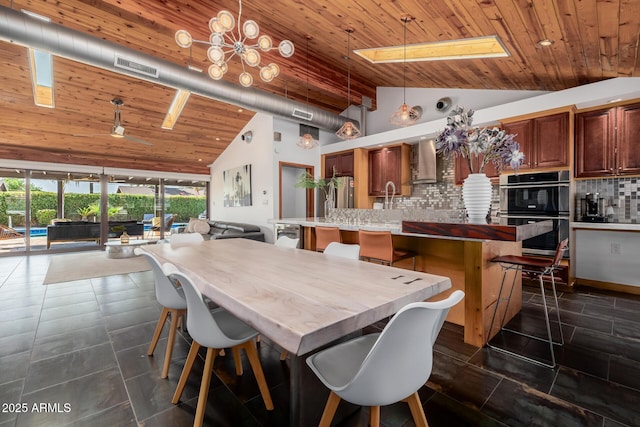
[488,238,568,368]
[358,230,417,270]
[315,226,342,252]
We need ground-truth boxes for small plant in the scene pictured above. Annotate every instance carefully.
[36,209,57,226]
[77,206,95,220]
[295,170,341,200]
[87,204,123,218]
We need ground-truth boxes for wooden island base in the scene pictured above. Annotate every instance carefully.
[302,227,523,348]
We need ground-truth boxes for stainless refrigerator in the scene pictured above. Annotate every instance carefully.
[336,177,355,208]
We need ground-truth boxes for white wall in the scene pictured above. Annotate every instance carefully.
[210,114,333,242]
[281,166,307,218]
[575,229,640,287]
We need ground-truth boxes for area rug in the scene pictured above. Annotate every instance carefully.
[43,251,151,285]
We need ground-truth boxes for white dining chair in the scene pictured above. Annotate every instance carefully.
[134,248,187,379]
[306,290,465,427]
[323,242,360,260]
[170,232,204,245]
[274,235,299,248]
[162,262,274,427]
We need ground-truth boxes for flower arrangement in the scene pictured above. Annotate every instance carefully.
[435,106,524,174]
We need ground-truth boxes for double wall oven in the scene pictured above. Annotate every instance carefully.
[500,170,570,257]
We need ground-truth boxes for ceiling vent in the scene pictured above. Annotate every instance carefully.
[299,124,319,140]
[114,55,159,78]
[436,97,452,112]
[292,108,313,121]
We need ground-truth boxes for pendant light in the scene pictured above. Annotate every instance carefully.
[297,36,319,149]
[390,15,422,127]
[336,28,361,140]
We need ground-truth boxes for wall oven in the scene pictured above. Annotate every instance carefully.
[500,171,570,257]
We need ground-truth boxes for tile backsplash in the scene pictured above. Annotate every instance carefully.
[574,178,638,223]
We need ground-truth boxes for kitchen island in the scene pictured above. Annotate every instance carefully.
[274,217,553,347]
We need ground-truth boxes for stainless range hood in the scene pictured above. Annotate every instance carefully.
[413,140,437,183]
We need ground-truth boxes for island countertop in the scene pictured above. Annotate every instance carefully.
[273,217,553,242]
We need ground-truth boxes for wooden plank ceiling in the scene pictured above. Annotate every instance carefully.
[0,0,638,175]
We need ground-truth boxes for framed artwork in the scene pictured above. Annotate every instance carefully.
[223,164,252,207]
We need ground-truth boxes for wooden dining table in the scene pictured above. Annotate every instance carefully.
[141,238,452,425]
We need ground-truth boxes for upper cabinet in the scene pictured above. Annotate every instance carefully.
[368,145,410,196]
[324,151,354,177]
[575,102,640,178]
[502,112,569,170]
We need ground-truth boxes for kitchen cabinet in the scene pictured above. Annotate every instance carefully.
[324,151,354,177]
[575,102,640,178]
[368,145,410,196]
[502,112,569,170]
[453,155,499,186]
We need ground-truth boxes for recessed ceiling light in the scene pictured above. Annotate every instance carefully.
[237,108,244,113]
[537,39,554,47]
[607,98,623,103]
[354,35,510,63]
[215,137,220,141]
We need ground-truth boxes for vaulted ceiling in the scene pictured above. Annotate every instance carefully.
[0,0,638,175]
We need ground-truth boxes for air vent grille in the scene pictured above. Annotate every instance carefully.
[114,55,159,78]
[292,108,313,121]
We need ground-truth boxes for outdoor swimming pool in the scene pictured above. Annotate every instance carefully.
[12,223,187,237]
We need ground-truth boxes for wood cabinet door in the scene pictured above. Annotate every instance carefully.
[454,155,497,185]
[502,119,533,170]
[324,154,338,178]
[534,112,569,168]
[368,149,386,195]
[616,102,640,175]
[337,151,354,176]
[383,146,402,190]
[575,108,616,178]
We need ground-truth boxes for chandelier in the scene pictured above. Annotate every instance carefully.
[174,0,294,87]
[390,15,422,127]
[336,28,362,140]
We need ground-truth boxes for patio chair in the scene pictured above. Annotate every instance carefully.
[0,224,25,241]
[147,214,175,238]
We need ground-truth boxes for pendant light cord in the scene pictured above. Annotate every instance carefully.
[402,16,409,104]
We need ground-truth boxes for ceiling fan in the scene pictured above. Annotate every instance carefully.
[73,98,153,146]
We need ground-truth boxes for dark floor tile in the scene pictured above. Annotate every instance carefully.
[39,299,101,322]
[95,287,154,305]
[67,402,137,427]
[615,296,640,311]
[42,290,96,308]
[103,305,160,332]
[468,347,556,392]
[0,315,39,338]
[109,320,164,352]
[613,318,640,341]
[90,277,140,295]
[554,342,610,380]
[0,379,23,425]
[583,302,640,324]
[434,322,480,362]
[0,303,41,323]
[0,331,35,358]
[552,366,640,426]
[561,289,616,307]
[484,378,603,427]
[609,355,640,392]
[429,352,501,409]
[0,351,30,385]
[23,343,117,394]
[422,391,508,427]
[604,418,631,427]
[572,327,640,363]
[115,337,192,380]
[16,367,129,427]
[35,310,105,339]
[31,325,109,362]
[556,309,613,334]
[99,295,158,316]
[43,280,93,297]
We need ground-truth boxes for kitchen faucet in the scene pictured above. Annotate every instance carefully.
[385,181,396,209]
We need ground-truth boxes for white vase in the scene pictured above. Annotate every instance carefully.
[462,173,492,224]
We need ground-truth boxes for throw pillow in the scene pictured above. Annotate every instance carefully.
[192,219,211,234]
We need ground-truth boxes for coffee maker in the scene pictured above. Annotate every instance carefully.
[581,192,606,222]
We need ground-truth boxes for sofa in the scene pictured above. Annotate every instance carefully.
[46,220,144,248]
[178,219,265,242]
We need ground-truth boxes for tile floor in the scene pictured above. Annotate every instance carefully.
[0,253,639,426]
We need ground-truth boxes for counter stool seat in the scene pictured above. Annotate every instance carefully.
[488,238,568,368]
[358,230,417,270]
[315,226,342,252]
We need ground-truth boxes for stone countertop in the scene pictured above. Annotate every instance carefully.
[272,217,553,242]
[570,221,640,232]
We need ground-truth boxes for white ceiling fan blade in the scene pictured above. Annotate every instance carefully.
[123,134,153,146]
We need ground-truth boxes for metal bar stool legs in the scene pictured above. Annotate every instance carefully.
[488,239,567,368]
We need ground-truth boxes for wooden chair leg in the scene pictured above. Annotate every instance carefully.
[193,347,217,427]
[318,391,341,427]
[369,406,380,427]
[279,350,288,361]
[172,340,201,404]
[161,309,184,379]
[405,392,429,427]
[239,341,274,410]
[232,347,243,376]
[147,307,169,356]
